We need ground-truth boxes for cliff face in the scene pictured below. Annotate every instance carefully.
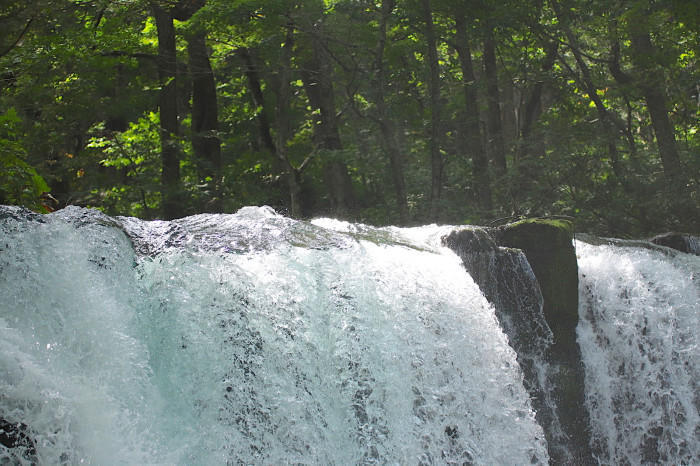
[445,219,594,465]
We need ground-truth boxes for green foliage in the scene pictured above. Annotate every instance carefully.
[85,113,161,217]
[0,109,51,211]
[0,0,696,234]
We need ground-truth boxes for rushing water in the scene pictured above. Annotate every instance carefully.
[1,206,547,465]
[2,206,698,465]
[577,239,699,465]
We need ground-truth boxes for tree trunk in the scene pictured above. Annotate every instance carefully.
[629,31,683,182]
[187,29,221,210]
[454,14,491,211]
[501,79,518,148]
[298,28,355,217]
[626,21,696,224]
[608,23,640,162]
[152,3,181,220]
[373,0,408,223]
[239,47,277,156]
[519,42,557,159]
[483,27,507,177]
[421,0,443,221]
[513,41,557,208]
[275,24,303,218]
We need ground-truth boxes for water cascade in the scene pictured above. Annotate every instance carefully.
[1,206,547,465]
[1,206,697,465]
[577,237,699,465]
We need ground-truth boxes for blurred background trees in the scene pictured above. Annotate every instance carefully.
[1,0,698,235]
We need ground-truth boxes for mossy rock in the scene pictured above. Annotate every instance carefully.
[498,217,574,249]
[497,218,593,463]
[496,218,578,347]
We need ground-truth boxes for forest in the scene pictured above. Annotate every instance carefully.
[1,0,698,236]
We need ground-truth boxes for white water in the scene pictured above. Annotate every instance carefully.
[577,240,700,465]
[1,206,548,465]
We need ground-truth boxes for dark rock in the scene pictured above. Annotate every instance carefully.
[444,425,459,439]
[0,417,37,460]
[650,232,700,255]
[496,218,594,464]
[444,223,597,464]
[443,228,500,303]
[445,228,564,458]
[497,219,578,349]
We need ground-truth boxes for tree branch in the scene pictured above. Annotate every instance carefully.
[0,17,33,58]
[100,50,158,60]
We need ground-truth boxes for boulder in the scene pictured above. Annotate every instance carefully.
[497,218,578,345]
[496,218,594,465]
[650,232,700,255]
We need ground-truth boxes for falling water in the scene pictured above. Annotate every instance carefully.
[577,238,700,465]
[0,206,547,465]
[4,206,697,465]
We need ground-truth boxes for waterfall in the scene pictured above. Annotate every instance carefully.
[0,206,547,465]
[2,205,697,465]
[577,238,700,465]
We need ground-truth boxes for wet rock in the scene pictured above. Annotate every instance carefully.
[496,218,594,464]
[0,417,37,461]
[444,221,596,464]
[650,232,700,255]
[497,219,578,348]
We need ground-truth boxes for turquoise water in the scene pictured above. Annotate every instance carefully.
[3,206,697,465]
[1,207,546,465]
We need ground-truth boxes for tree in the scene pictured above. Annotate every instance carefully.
[626,9,682,183]
[186,24,222,210]
[482,26,507,179]
[295,1,356,217]
[0,0,696,234]
[273,22,307,218]
[149,0,207,219]
[239,47,276,156]
[0,108,50,211]
[420,0,444,221]
[453,11,491,211]
[551,0,623,180]
[371,0,409,222]
[151,2,181,219]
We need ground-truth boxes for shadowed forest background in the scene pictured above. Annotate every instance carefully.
[1,0,698,235]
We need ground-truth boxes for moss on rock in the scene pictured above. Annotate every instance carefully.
[497,218,578,343]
